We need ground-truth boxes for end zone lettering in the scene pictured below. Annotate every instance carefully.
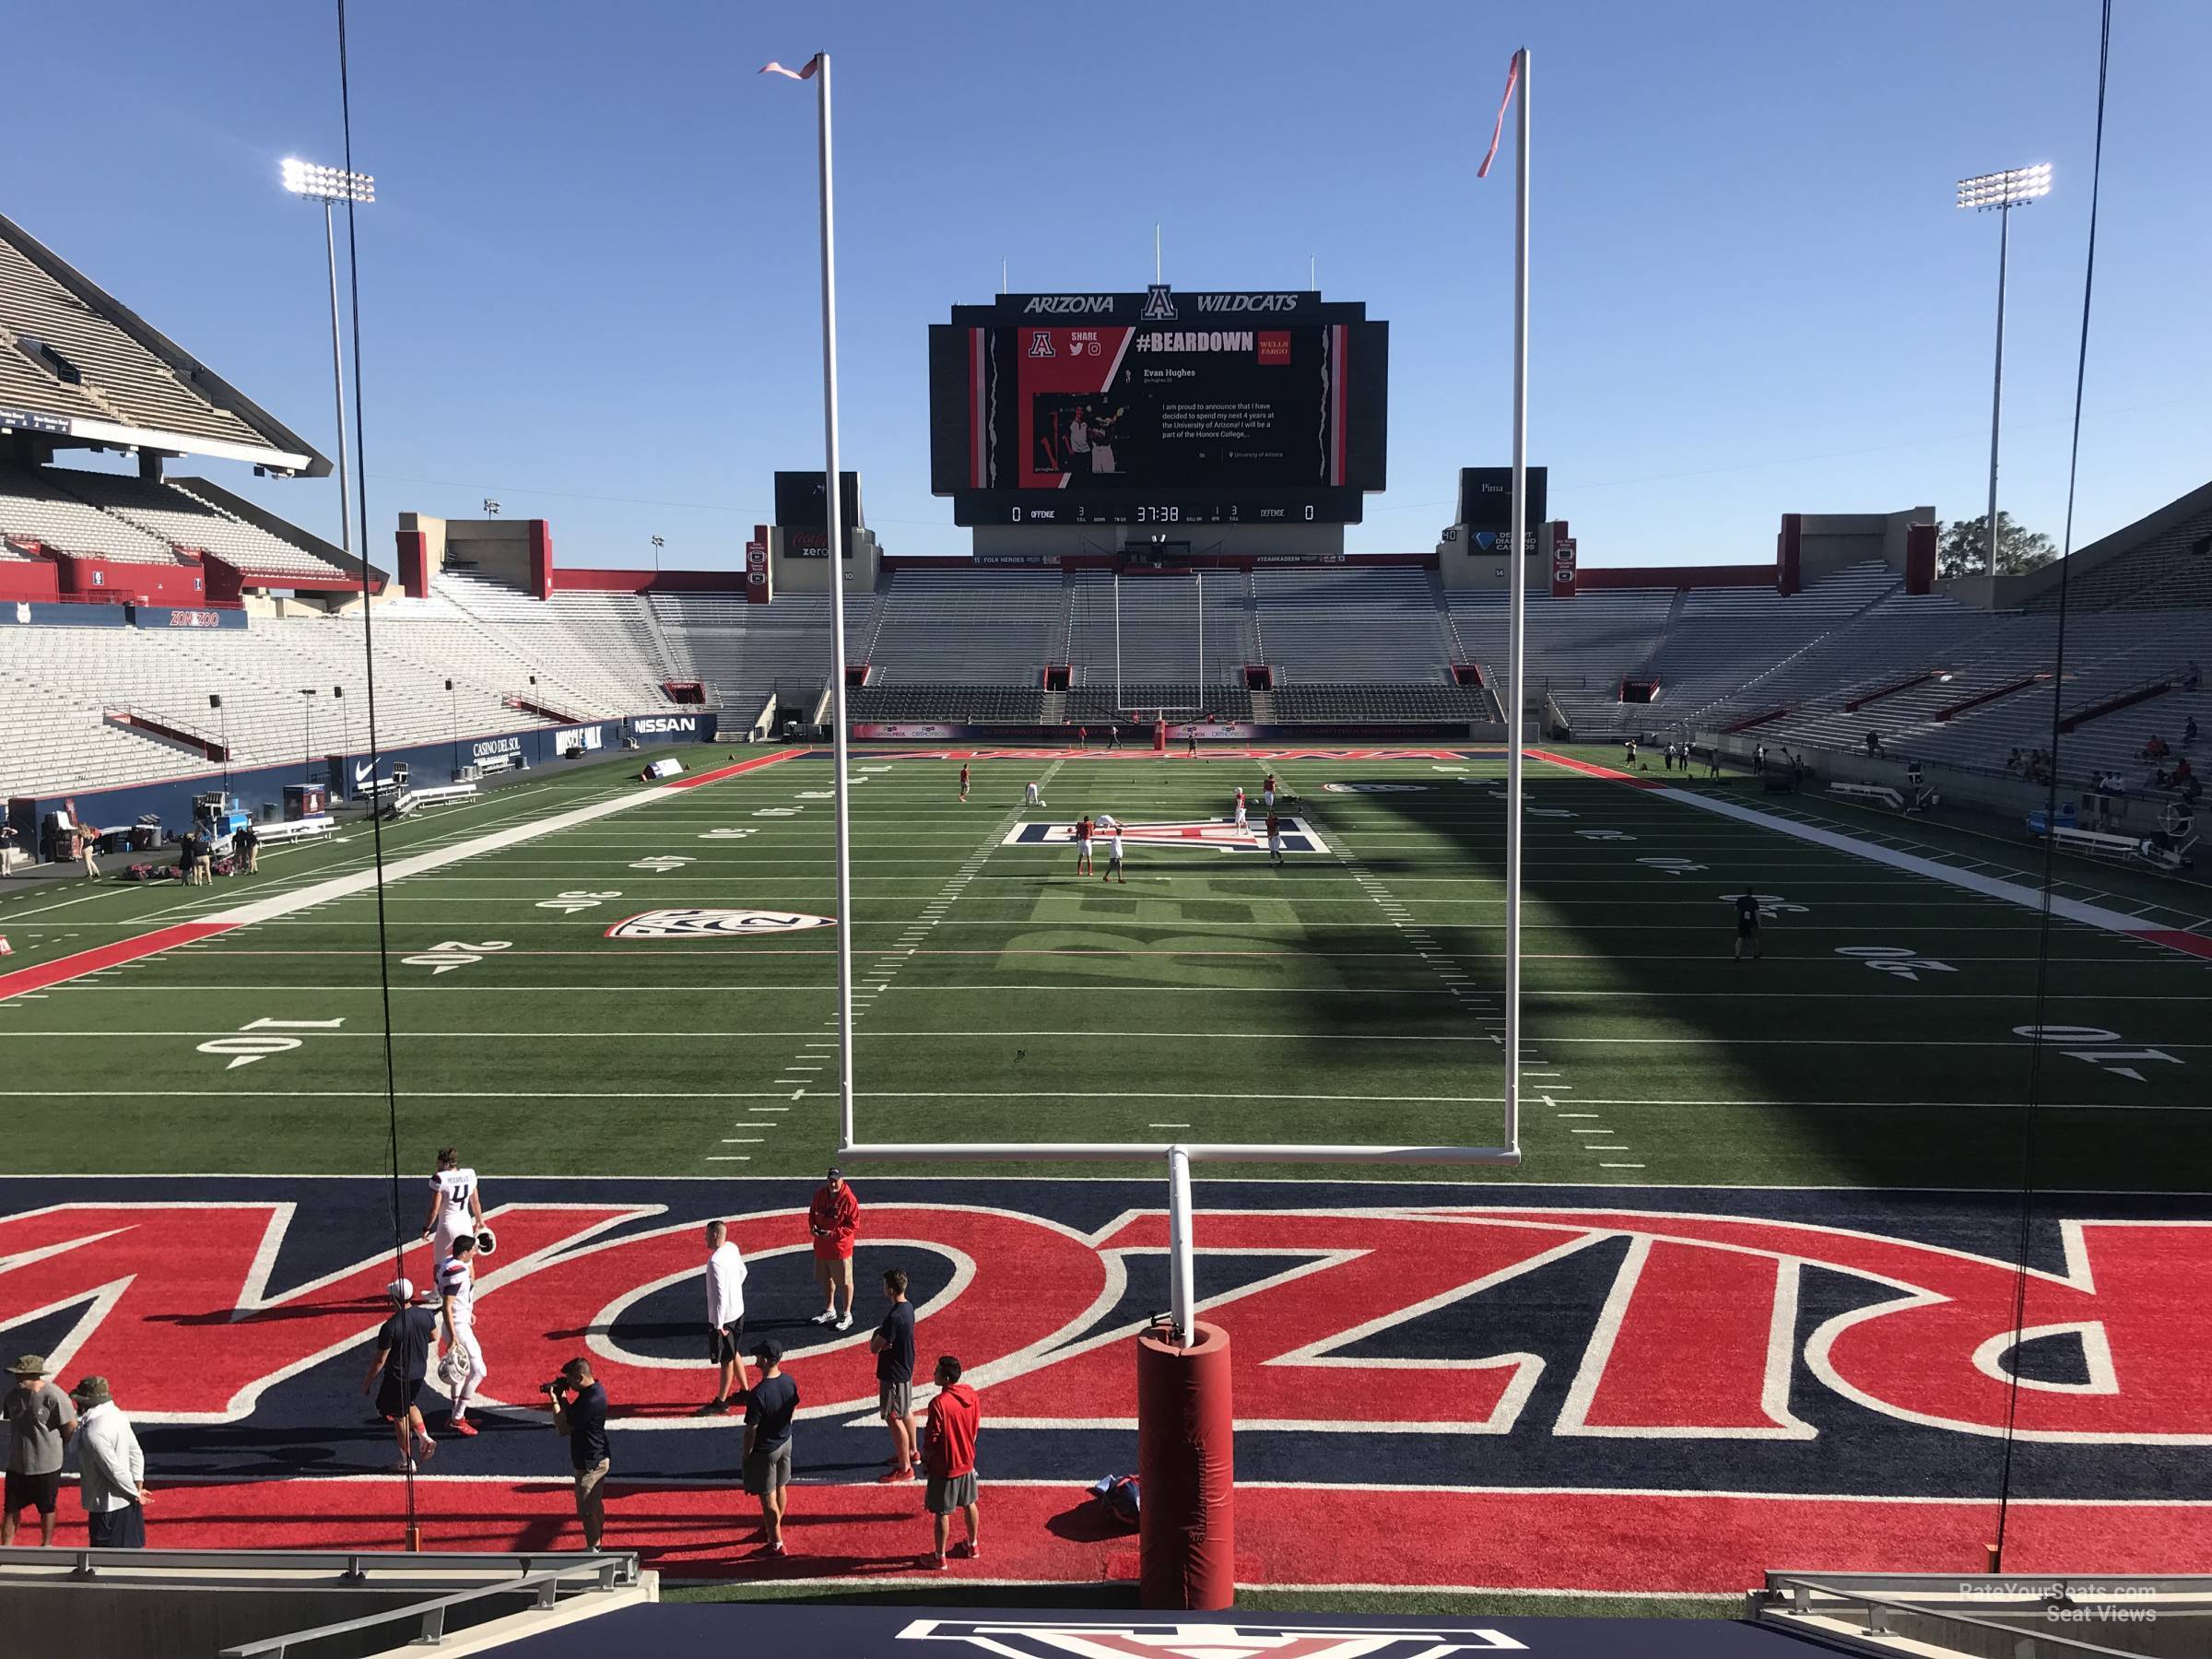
[4,1193,2207,1448]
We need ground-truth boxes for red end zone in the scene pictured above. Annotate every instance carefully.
[41,1478,2208,1590]
[1527,747,1663,787]
[665,748,798,788]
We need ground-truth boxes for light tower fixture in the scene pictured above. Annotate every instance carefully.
[1956,163,2053,578]
[279,158,373,568]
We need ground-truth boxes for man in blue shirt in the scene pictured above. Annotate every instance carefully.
[741,1340,799,1558]
[359,1280,437,1472]
[547,1358,610,1549]
[869,1268,918,1482]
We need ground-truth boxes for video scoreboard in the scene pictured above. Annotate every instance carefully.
[928,287,1388,527]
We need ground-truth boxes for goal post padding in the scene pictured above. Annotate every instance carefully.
[1136,1320,1234,1609]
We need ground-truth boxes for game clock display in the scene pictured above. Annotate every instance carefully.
[930,290,1388,527]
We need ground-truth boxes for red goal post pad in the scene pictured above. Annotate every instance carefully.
[1138,1320,1235,1610]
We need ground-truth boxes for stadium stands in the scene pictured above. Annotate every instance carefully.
[0,215,312,459]
[41,470,347,582]
[1253,566,1457,682]
[0,465,190,563]
[12,473,2211,812]
[865,565,1062,683]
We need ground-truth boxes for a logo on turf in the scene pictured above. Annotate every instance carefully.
[897,1621,1527,1659]
[604,908,832,939]
[1321,782,1430,794]
[1000,818,1330,854]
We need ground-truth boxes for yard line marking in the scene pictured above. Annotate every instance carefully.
[705,1155,752,1162]
[0,751,799,1002]
[1599,1163,1647,1170]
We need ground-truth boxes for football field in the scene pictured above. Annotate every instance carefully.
[1,741,2206,1184]
[1,742,2207,1604]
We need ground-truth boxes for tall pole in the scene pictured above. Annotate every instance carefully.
[1502,46,1531,1158]
[320,201,356,563]
[814,53,859,1152]
[1113,573,1123,710]
[1166,1145,1196,1346]
[1984,202,2010,577]
[1195,571,1205,692]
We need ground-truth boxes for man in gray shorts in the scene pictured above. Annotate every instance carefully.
[914,1354,982,1569]
[741,1339,798,1558]
[868,1268,918,1482]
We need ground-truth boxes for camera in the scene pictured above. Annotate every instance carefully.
[544,1378,571,1396]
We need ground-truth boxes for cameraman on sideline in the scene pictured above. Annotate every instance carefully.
[544,1358,610,1549]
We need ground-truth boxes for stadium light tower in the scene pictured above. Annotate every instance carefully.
[1956,163,2052,577]
[279,158,373,565]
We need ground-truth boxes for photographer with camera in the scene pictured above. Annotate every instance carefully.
[543,1358,609,1549]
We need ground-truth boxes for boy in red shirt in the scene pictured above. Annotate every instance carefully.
[912,1353,981,1568]
[806,1169,859,1331]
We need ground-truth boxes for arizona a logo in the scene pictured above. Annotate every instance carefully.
[1141,284,1178,320]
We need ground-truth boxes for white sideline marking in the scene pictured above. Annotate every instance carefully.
[1639,781,2203,953]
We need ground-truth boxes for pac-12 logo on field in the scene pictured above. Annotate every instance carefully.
[1001,818,1330,855]
[604,908,832,939]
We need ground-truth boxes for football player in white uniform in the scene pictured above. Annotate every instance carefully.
[435,1233,488,1436]
[420,1147,485,1272]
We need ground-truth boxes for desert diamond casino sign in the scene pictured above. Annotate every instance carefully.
[928,289,1389,527]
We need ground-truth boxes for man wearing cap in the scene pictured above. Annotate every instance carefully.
[359,1279,438,1472]
[740,1338,798,1558]
[69,1376,147,1548]
[807,1168,860,1333]
[5,1355,76,1546]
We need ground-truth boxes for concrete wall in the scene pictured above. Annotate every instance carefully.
[969,522,1346,563]
[1795,506,1937,586]
[0,1581,506,1659]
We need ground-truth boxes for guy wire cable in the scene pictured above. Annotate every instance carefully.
[333,0,418,1543]
[1993,0,2111,1571]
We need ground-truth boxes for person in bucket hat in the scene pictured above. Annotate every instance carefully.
[5,1355,76,1547]
[68,1376,148,1548]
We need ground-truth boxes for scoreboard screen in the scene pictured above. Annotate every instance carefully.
[929,288,1387,527]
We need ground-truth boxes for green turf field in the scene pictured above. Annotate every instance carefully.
[2,742,2206,1190]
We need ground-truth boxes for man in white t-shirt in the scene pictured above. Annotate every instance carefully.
[435,1234,488,1436]
[1025,781,1044,806]
[702,1220,750,1414]
[420,1148,484,1272]
[1232,787,1247,830]
[1065,410,1092,477]
[1102,827,1126,884]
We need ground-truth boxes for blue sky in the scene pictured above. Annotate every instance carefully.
[10,0,2207,570]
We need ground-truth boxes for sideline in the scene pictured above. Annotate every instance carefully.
[1528,748,2212,961]
[0,750,796,1000]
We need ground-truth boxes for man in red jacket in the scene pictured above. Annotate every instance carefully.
[807,1168,859,1332]
[912,1354,981,1569]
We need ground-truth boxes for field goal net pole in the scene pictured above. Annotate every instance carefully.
[1502,42,1532,1159]
[796,50,859,1147]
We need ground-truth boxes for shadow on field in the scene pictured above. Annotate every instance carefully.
[1289,761,2212,1194]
